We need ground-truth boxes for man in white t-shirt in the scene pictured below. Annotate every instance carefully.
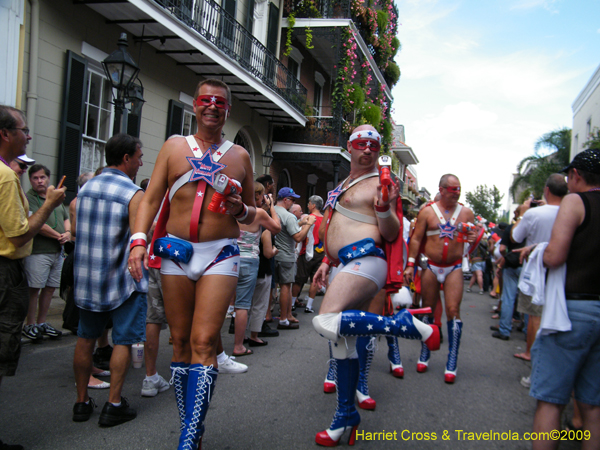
[510,173,567,366]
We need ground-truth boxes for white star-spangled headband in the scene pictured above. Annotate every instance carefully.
[349,129,382,143]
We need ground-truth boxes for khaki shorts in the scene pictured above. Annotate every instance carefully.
[517,291,543,317]
[147,267,167,328]
[23,252,64,289]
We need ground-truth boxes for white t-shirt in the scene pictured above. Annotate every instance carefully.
[511,204,559,246]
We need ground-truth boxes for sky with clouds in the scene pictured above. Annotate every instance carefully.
[392,0,600,212]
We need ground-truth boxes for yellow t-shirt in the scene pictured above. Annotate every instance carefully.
[0,163,32,259]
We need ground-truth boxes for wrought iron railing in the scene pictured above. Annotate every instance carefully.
[283,0,352,19]
[273,110,349,147]
[155,0,307,114]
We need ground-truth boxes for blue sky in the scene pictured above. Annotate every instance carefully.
[392,0,600,212]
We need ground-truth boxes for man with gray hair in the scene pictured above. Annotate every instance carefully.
[292,195,324,313]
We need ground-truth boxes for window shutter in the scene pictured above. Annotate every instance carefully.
[58,50,88,204]
[166,99,185,139]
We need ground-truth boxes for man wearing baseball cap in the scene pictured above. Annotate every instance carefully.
[530,148,600,446]
[274,187,315,329]
[9,154,35,178]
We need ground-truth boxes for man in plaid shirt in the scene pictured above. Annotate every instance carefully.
[71,133,147,427]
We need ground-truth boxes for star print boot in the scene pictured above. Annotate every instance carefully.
[336,309,440,350]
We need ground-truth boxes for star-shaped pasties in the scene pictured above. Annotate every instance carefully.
[187,150,226,186]
[438,221,456,239]
[324,184,344,210]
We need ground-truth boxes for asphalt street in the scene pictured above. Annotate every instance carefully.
[0,285,581,450]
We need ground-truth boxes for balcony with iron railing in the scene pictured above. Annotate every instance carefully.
[155,0,307,114]
[283,0,352,19]
[273,106,350,148]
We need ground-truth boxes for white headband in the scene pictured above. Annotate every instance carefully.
[349,129,381,143]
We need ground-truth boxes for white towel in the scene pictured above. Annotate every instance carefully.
[518,243,547,305]
[539,263,571,335]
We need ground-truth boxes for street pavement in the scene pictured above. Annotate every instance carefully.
[0,286,581,450]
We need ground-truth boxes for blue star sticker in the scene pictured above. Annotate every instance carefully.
[187,150,226,186]
[324,184,344,210]
[438,221,456,239]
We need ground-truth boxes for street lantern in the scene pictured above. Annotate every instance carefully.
[102,32,142,134]
[127,80,146,116]
[262,144,274,170]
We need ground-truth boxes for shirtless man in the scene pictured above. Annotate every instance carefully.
[311,125,440,446]
[128,79,256,449]
[404,174,478,384]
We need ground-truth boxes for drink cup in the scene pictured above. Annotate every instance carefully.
[131,343,144,368]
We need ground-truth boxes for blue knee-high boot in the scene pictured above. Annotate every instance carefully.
[170,362,190,432]
[316,358,361,446]
[338,310,439,350]
[324,341,337,393]
[386,336,404,378]
[178,364,218,450]
[417,316,432,373]
[444,319,463,384]
[356,336,376,410]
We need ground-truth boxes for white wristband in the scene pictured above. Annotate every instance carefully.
[130,232,147,242]
[233,203,249,222]
[408,257,416,263]
[375,208,392,218]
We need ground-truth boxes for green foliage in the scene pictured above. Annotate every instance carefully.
[283,15,296,57]
[377,10,389,33]
[510,127,571,200]
[465,185,504,223]
[385,62,400,86]
[583,128,600,150]
[362,104,381,127]
[391,37,401,57]
[305,26,314,49]
[283,0,321,56]
[348,84,365,106]
[381,119,392,144]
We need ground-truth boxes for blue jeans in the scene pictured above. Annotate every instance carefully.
[499,266,521,336]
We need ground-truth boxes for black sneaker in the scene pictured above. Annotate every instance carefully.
[22,324,43,342]
[38,322,62,339]
[0,440,24,450]
[304,307,314,314]
[73,397,96,422]
[93,345,113,371]
[98,397,137,427]
[258,322,279,337]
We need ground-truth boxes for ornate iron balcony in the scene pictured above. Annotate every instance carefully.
[155,0,307,114]
[273,113,349,147]
[283,0,352,19]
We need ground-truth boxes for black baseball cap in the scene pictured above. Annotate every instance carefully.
[561,149,600,175]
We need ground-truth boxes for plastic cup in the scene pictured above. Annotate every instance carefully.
[131,343,144,369]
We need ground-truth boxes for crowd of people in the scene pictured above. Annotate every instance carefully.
[1,80,599,450]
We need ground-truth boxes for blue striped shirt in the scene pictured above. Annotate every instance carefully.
[74,168,147,311]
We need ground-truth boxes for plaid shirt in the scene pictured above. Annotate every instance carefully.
[74,168,147,312]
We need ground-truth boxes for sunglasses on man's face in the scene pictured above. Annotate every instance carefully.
[16,162,27,170]
[444,186,461,194]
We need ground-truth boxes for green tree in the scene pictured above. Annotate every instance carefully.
[510,127,571,200]
[583,128,600,150]
[465,185,504,222]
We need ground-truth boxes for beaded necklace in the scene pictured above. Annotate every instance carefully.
[0,154,10,167]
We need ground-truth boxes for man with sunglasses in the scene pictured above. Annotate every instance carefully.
[311,125,440,446]
[404,174,478,384]
[0,105,65,450]
[9,154,35,178]
[128,79,256,449]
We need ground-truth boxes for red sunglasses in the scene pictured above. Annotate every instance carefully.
[444,186,461,194]
[350,139,381,151]
[196,95,229,110]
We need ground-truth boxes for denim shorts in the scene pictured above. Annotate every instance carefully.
[235,258,259,310]
[470,261,485,273]
[78,291,147,345]
[530,300,600,406]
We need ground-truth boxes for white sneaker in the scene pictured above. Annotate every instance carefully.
[218,355,248,374]
[520,376,531,388]
[141,374,171,397]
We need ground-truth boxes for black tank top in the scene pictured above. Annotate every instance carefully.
[565,191,600,295]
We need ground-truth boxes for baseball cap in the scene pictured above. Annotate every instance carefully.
[17,154,36,165]
[561,149,600,175]
[278,187,300,199]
